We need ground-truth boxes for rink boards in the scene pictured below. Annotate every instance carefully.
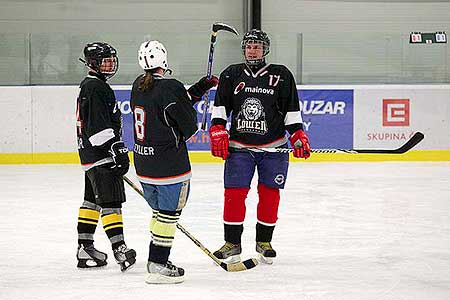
[0,85,449,163]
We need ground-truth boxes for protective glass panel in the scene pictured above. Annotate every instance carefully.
[0,34,29,85]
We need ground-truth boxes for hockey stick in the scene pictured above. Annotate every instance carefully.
[122,175,258,272]
[247,132,424,154]
[200,22,239,130]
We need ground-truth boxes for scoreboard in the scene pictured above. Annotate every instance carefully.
[410,32,447,44]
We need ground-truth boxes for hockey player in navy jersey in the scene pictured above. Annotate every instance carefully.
[209,29,311,264]
[75,42,136,272]
[131,40,218,283]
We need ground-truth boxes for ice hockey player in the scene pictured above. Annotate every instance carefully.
[76,42,136,272]
[209,29,311,264]
[131,40,218,283]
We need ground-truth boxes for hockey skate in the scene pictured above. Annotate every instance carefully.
[256,242,276,264]
[145,261,185,284]
[113,244,136,272]
[213,242,242,263]
[77,244,108,269]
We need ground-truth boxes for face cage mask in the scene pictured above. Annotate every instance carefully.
[98,56,118,79]
[242,40,269,65]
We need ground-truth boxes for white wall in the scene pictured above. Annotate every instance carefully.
[1,85,449,154]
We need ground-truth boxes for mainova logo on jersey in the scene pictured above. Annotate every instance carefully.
[244,86,275,95]
[382,99,410,126]
[234,82,245,95]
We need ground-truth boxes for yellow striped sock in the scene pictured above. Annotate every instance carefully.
[152,212,179,247]
[101,213,123,231]
[78,208,100,225]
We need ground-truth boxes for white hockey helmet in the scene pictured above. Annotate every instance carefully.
[138,40,168,71]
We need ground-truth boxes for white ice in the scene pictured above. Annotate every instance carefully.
[1,162,450,300]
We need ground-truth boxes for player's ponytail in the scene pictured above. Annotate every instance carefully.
[138,71,154,92]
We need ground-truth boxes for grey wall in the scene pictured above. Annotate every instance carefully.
[0,0,245,84]
[263,0,449,83]
[0,0,449,84]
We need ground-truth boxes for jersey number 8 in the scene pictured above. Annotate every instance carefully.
[134,106,146,142]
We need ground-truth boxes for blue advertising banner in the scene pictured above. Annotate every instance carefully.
[114,88,354,151]
[114,90,135,150]
[298,89,353,149]
[188,90,217,150]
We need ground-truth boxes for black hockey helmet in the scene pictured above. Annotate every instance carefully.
[241,29,270,65]
[81,42,118,79]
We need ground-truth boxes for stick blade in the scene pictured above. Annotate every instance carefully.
[212,22,239,35]
[221,258,259,272]
[356,131,425,154]
[395,131,424,153]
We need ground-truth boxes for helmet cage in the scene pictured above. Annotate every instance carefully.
[83,42,119,79]
[241,29,270,65]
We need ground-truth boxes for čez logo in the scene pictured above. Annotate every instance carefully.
[382,99,410,126]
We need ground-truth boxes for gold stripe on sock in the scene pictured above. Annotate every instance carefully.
[79,208,100,220]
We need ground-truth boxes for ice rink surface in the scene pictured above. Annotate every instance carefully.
[1,162,450,300]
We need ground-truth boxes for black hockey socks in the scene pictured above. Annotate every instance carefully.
[224,224,244,244]
[77,201,101,245]
[149,242,171,265]
[256,222,275,242]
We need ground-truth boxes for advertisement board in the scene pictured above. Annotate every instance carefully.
[298,89,353,149]
[115,88,354,151]
[353,88,450,150]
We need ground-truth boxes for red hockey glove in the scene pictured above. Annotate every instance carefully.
[187,75,219,101]
[209,125,229,160]
[289,129,311,159]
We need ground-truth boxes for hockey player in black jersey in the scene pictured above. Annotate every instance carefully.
[209,29,311,264]
[131,40,218,284]
[75,42,136,272]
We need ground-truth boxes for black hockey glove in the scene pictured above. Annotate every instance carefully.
[187,75,219,102]
[109,141,130,176]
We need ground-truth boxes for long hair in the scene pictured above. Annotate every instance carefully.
[138,71,154,92]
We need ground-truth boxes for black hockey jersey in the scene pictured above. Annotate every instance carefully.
[211,63,303,149]
[76,72,122,170]
[130,74,198,185]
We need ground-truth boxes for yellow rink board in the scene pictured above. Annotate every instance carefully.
[0,150,449,164]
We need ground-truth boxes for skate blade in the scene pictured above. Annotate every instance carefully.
[145,273,185,284]
[119,258,136,272]
[257,253,274,265]
[77,259,108,269]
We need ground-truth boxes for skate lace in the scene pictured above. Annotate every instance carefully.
[221,242,237,252]
[258,242,272,251]
[114,244,128,254]
[220,243,234,252]
[165,261,177,270]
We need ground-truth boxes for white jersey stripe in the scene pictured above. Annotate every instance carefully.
[257,220,276,227]
[138,171,192,185]
[89,128,115,146]
[211,106,227,121]
[229,136,288,149]
[81,157,114,171]
[284,111,303,126]
[224,221,244,225]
